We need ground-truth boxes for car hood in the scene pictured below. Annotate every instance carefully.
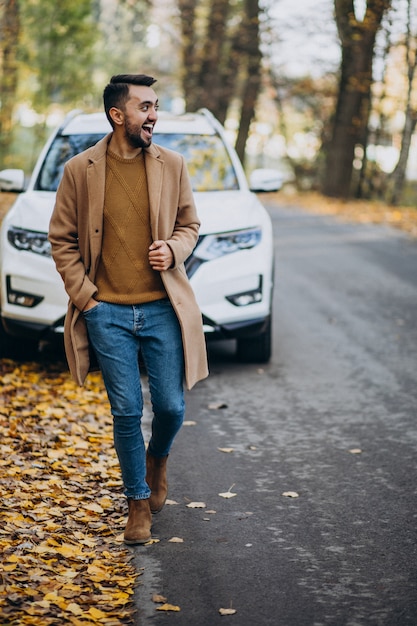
[5,190,264,235]
[4,191,56,232]
[193,191,265,235]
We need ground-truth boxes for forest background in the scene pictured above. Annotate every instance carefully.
[0,0,416,209]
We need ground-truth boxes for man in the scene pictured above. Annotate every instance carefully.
[49,74,208,545]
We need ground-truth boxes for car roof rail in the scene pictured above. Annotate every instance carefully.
[197,108,229,138]
[56,109,84,134]
[198,108,221,128]
[198,107,216,121]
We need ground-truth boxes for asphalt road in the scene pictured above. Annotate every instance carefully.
[133,202,417,626]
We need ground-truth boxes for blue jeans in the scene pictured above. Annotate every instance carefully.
[83,299,185,500]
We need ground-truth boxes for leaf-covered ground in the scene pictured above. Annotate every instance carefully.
[0,358,140,625]
[271,189,417,238]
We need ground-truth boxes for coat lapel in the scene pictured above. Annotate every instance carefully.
[144,145,164,240]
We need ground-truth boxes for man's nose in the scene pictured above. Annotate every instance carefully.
[149,107,158,121]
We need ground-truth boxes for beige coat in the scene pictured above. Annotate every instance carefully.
[49,134,208,390]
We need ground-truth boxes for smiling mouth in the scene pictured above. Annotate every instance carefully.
[142,124,153,138]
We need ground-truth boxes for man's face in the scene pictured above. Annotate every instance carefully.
[122,84,159,150]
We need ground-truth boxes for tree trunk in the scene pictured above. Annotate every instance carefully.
[180,0,238,123]
[0,0,20,167]
[360,20,392,200]
[178,0,262,160]
[389,0,417,206]
[234,0,262,165]
[178,0,200,111]
[198,0,232,123]
[390,109,417,206]
[323,0,391,198]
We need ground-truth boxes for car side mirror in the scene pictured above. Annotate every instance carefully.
[0,169,25,192]
[249,168,283,193]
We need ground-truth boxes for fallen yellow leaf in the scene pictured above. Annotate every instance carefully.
[219,484,237,499]
[54,543,84,558]
[156,603,181,612]
[43,593,60,602]
[99,496,113,509]
[3,563,17,571]
[47,449,65,460]
[60,569,80,579]
[74,440,89,450]
[88,607,108,619]
[83,502,104,514]
[34,600,50,609]
[6,554,19,562]
[282,491,299,498]
[43,593,68,610]
[152,594,167,603]
[67,602,84,616]
[219,490,237,498]
[208,402,228,409]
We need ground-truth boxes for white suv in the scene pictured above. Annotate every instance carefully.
[0,109,281,362]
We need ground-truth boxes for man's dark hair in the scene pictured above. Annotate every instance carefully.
[103,74,157,127]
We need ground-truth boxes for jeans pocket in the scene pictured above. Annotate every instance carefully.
[82,301,104,318]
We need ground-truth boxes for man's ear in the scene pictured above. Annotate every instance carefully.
[109,107,124,127]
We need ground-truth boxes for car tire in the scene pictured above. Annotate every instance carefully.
[0,319,38,359]
[0,320,14,356]
[236,316,272,364]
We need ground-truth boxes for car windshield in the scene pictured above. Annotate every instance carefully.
[154,134,239,191]
[36,134,105,191]
[36,132,239,192]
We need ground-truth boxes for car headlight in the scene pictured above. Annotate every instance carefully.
[7,227,51,257]
[195,227,262,261]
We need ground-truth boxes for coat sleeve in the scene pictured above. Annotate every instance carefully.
[48,161,98,312]
[165,155,200,268]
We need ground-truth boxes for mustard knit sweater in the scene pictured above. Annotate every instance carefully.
[95,149,166,304]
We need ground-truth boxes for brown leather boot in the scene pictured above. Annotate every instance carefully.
[146,453,168,514]
[124,498,152,545]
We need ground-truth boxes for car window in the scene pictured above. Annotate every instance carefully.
[35,130,239,193]
[154,134,239,191]
[36,134,105,191]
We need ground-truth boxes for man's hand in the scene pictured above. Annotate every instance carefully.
[83,298,99,312]
[149,240,174,271]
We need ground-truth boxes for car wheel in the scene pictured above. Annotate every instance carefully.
[236,316,272,364]
[0,319,38,359]
[0,320,14,356]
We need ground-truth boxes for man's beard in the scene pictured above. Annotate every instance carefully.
[124,118,152,149]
